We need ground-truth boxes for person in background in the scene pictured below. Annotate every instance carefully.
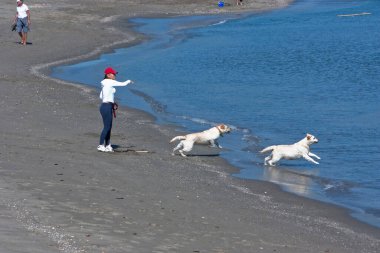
[98,67,134,152]
[236,0,243,6]
[13,0,31,45]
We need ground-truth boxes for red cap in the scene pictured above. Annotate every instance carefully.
[104,67,118,75]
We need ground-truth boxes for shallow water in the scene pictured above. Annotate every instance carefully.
[52,0,380,227]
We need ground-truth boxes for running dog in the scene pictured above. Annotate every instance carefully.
[260,133,320,166]
[170,124,231,157]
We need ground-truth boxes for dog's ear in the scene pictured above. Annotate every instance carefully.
[306,133,311,140]
[220,124,225,130]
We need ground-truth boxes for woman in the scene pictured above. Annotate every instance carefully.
[98,67,133,152]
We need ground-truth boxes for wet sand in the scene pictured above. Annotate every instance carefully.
[0,0,379,252]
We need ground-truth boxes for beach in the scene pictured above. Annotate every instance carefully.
[0,0,379,252]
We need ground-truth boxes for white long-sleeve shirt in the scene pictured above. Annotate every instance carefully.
[99,79,132,103]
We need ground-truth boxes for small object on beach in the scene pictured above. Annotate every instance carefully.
[113,148,150,153]
[218,1,224,7]
[135,150,149,153]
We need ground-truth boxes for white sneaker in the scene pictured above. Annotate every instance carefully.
[97,145,106,152]
[105,145,114,152]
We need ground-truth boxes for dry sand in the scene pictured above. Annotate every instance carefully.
[0,0,379,252]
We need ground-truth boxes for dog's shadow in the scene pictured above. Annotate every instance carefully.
[112,144,152,154]
[181,154,220,157]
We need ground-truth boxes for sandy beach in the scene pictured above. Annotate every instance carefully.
[1,0,379,252]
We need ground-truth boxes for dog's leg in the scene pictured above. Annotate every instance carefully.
[172,142,183,156]
[215,140,222,148]
[264,155,271,165]
[178,141,194,157]
[179,150,187,157]
[303,154,319,164]
[308,152,321,160]
[265,154,278,166]
[268,154,281,166]
[210,140,222,148]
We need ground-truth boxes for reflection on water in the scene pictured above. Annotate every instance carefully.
[262,166,318,196]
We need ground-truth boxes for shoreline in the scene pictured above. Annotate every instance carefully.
[1,0,379,252]
[51,12,380,229]
[49,11,380,229]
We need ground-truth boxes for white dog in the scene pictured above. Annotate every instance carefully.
[260,133,320,166]
[170,124,231,157]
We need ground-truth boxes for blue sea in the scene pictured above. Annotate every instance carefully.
[51,0,380,227]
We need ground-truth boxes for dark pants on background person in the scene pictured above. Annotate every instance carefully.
[99,103,113,146]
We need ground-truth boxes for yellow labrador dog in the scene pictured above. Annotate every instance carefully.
[260,133,320,166]
[170,124,231,157]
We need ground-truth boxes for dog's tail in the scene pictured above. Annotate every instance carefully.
[170,136,186,143]
[260,145,276,153]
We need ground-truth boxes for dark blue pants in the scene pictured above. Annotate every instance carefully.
[99,103,113,146]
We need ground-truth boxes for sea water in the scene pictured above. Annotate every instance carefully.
[51,0,380,227]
